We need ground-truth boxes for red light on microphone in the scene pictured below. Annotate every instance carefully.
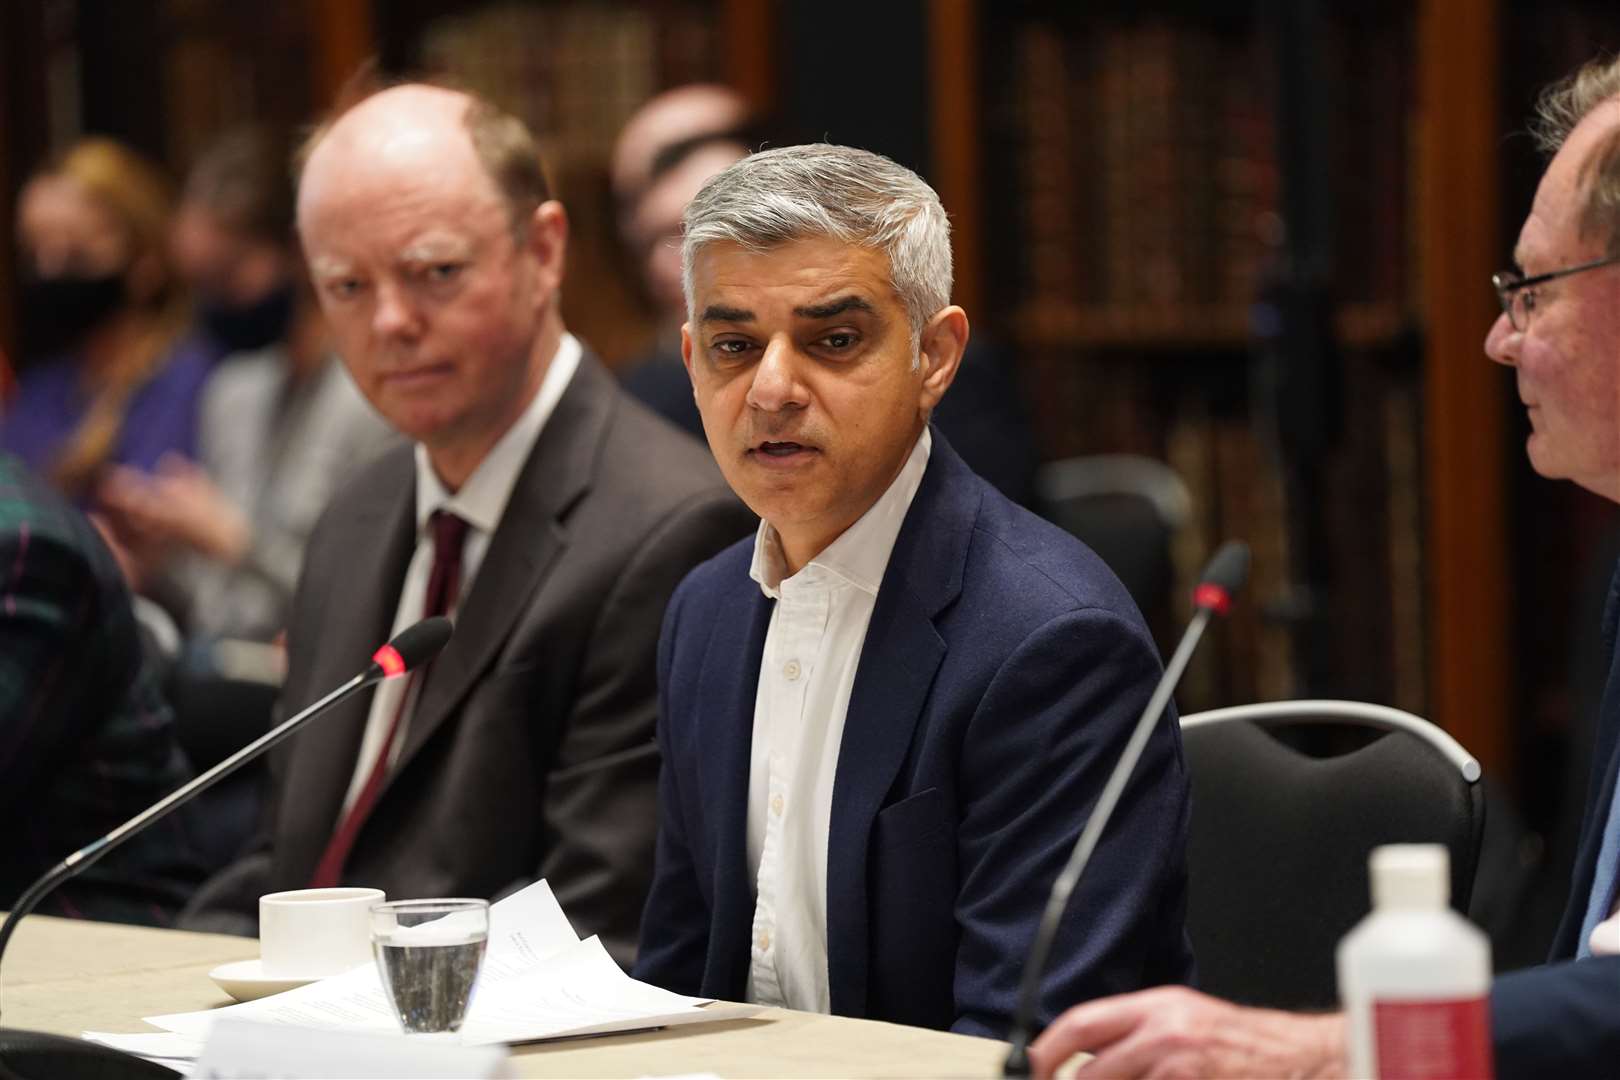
[1193,583,1232,616]
[372,644,406,678]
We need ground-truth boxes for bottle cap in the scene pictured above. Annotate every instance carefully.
[1369,843,1450,909]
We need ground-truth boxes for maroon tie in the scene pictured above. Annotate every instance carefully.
[309,510,470,888]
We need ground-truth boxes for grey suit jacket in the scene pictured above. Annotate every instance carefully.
[187,354,753,965]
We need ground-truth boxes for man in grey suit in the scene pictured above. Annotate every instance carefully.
[186,82,751,966]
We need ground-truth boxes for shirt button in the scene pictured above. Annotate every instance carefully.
[757,930,771,951]
[783,659,801,680]
[771,794,784,816]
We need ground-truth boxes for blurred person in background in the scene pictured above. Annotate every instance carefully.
[98,129,397,646]
[0,449,206,925]
[610,85,1038,505]
[2,138,215,512]
[611,84,752,437]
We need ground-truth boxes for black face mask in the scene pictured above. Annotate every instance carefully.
[18,272,127,357]
[197,281,296,355]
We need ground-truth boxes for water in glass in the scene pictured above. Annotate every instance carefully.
[370,899,489,1035]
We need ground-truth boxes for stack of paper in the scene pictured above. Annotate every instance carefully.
[85,880,758,1061]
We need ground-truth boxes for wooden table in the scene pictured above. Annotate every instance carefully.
[2,915,1010,1078]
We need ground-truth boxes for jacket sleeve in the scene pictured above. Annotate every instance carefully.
[1490,956,1620,1079]
[951,606,1193,1038]
[536,489,749,970]
[631,574,714,994]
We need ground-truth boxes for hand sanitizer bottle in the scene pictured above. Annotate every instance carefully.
[1336,844,1493,1078]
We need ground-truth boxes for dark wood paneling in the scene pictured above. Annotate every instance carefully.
[1419,0,1510,777]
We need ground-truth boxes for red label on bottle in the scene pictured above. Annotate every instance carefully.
[1372,997,1493,1079]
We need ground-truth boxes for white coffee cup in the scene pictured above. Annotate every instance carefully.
[259,887,385,978]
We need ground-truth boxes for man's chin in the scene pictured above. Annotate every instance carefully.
[1524,435,1566,481]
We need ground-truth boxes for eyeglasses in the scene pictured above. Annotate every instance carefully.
[1492,254,1620,332]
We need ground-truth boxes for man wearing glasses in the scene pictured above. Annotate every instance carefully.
[1025,54,1620,1080]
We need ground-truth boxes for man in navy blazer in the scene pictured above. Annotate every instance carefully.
[1030,55,1620,1080]
[633,144,1194,1038]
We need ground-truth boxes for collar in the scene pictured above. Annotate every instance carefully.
[413,332,583,535]
[750,426,932,599]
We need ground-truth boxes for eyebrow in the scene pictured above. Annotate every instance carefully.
[401,239,474,263]
[698,293,880,325]
[308,255,353,278]
[795,295,876,319]
[699,304,754,323]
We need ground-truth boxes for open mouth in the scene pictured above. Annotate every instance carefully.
[748,440,819,467]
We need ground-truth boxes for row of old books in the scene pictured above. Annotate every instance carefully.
[415,1,718,366]
[993,13,1413,347]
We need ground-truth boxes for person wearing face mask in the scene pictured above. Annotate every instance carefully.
[2,139,217,513]
[98,129,397,644]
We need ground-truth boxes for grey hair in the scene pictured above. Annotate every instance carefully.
[1532,54,1620,255]
[680,143,953,343]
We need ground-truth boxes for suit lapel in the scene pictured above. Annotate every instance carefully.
[387,356,608,782]
[825,431,978,1017]
[1555,563,1620,956]
[279,451,417,881]
[698,575,773,995]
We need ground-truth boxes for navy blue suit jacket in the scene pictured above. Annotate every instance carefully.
[634,432,1194,1038]
[1490,559,1620,1078]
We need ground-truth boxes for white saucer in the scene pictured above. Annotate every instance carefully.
[208,958,322,1002]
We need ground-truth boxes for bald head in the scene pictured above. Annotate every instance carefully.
[299,86,490,236]
[298,83,550,242]
[611,83,751,201]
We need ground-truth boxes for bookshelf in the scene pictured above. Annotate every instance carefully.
[5,0,1610,792]
[929,0,1509,768]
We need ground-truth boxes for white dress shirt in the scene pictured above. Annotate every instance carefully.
[339,335,582,813]
[744,426,932,1013]
[1592,907,1619,956]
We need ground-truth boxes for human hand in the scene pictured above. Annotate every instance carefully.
[87,509,159,591]
[98,455,249,564]
[1028,986,1346,1080]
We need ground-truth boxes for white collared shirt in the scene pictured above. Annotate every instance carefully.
[744,426,932,1013]
[1592,907,1619,956]
[339,334,582,814]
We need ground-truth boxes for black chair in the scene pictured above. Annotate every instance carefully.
[0,1029,177,1080]
[1180,700,1486,1011]
[166,640,282,871]
[1035,454,1191,642]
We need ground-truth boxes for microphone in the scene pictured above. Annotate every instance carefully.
[1002,543,1250,1076]
[0,615,452,1018]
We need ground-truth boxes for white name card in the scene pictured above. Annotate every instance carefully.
[193,1018,511,1079]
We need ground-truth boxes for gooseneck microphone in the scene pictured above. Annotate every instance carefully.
[1002,542,1250,1076]
[0,615,453,1018]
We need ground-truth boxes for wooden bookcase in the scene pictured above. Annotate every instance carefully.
[7,0,1618,797]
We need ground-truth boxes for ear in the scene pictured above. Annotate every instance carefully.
[916,305,968,412]
[680,321,696,389]
[522,200,569,295]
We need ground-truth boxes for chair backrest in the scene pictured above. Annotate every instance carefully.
[1035,455,1191,634]
[1179,700,1486,1011]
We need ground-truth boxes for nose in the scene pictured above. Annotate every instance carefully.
[1484,311,1518,367]
[745,336,808,413]
[372,279,423,341]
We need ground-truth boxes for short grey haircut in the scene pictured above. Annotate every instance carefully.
[1532,54,1620,255]
[680,143,953,342]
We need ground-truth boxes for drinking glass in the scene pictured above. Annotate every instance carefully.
[369,898,490,1034]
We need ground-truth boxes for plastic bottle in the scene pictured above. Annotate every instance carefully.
[1336,844,1493,1079]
